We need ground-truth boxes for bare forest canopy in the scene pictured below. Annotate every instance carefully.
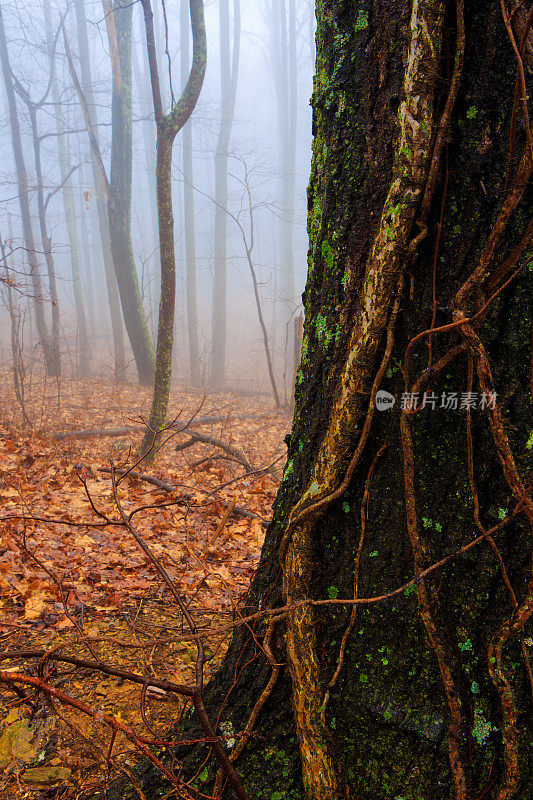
[0,0,314,396]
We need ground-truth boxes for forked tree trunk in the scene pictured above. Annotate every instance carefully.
[138,0,206,459]
[118,2,533,799]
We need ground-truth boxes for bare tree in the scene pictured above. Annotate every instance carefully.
[139,0,207,458]
[132,24,160,336]
[65,0,156,384]
[41,0,90,377]
[181,0,201,387]
[209,0,240,389]
[73,0,126,379]
[0,3,56,375]
[0,234,31,426]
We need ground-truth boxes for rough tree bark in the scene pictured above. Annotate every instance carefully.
[138,0,206,458]
[121,1,533,798]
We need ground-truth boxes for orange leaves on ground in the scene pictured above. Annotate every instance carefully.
[0,377,287,630]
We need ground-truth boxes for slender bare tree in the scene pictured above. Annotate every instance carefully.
[139,0,206,457]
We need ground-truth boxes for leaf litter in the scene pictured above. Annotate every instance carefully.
[0,375,289,798]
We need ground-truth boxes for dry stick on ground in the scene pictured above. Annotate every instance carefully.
[210,498,237,545]
[100,454,282,524]
[0,650,195,696]
[177,429,253,470]
[51,413,257,440]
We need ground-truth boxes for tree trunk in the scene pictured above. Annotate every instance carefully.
[74,0,126,379]
[181,0,201,387]
[78,162,97,338]
[43,0,91,377]
[138,0,206,459]
[209,0,240,390]
[118,1,533,798]
[268,0,298,381]
[0,4,55,376]
[132,27,160,336]
[26,103,62,378]
[106,0,155,386]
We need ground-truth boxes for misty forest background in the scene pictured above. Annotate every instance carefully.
[0,0,314,398]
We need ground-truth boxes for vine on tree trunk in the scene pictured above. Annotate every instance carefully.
[281,1,448,797]
[278,0,533,798]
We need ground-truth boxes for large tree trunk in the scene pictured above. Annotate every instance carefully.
[209,0,240,390]
[74,0,126,379]
[106,0,156,386]
[120,1,532,798]
[0,4,55,376]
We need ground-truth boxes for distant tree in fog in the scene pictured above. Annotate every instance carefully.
[66,0,155,385]
[73,0,126,379]
[0,3,57,376]
[210,0,240,390]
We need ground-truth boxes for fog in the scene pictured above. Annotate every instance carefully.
[0,0,315,399]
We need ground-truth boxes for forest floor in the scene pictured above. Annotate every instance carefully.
[0,373,289,799]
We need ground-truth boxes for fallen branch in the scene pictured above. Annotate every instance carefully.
[52,414,257,441]
[0,650,195,696]
[179,430,253,470]
[210,499,237,545]
[98,467,268,525]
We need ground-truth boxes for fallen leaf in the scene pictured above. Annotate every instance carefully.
[0,720,35,766]
[22,765,71,785]
[24,590,54,620]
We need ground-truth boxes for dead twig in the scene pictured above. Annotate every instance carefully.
[51,414,257,441]
[210,499,238,545]
[176,430,253,471]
